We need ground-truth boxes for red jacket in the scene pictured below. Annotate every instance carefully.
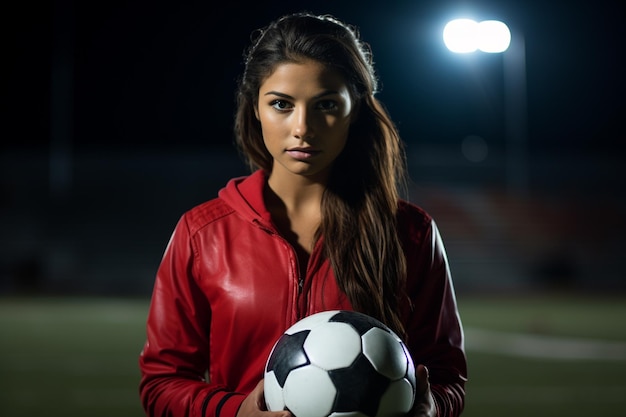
[139,170,467,417]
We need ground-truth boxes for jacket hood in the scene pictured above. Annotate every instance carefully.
[218,170,273,227]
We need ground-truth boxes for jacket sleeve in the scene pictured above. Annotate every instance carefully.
[405,218,467,417]
[138,214,246,417]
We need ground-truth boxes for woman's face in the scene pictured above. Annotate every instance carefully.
[256,59,355,182]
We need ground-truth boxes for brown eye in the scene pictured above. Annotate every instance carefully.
[270,100,293,111]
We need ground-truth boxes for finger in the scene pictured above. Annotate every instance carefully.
[416,364,430,395]
[254,380,266,409]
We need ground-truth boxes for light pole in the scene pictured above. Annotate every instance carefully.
[444,18,528,196]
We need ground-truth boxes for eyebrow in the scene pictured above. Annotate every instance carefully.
[263,90,340,99]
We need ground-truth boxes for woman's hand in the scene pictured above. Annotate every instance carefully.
[412,365,436,417]
[237,380,292,417]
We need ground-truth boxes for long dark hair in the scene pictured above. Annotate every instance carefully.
[234,12,409,338]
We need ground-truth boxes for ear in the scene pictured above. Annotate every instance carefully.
[254,104,260,121]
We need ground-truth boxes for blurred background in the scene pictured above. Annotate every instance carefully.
[1,0,625,416]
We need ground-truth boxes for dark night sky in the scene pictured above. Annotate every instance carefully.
[2,0,624,155]
[1,1,625,296]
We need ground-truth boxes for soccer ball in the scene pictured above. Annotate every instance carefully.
[264,310,416,417]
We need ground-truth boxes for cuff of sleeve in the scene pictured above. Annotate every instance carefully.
[201,391,246,417]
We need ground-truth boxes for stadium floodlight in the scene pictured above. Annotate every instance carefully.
[442,17,526,196]
[443,19,479,53]
[477,20,511,52]
[443,19,511,53]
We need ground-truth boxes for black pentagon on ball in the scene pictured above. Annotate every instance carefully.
[329,353,391,417]
[266,330,311,387]
[329,310,392,336]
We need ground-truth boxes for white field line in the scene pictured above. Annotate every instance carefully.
[467,384,626,404]
[465,327,626,360]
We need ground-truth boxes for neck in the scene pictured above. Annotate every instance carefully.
[266,172,325,213]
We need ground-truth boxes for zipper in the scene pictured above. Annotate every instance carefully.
[253,218,304,295]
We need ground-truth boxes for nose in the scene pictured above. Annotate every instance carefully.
[292,107,313,140]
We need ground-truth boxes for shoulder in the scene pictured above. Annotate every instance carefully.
[174,170,267,237]
[180,198,235,236]
[396,199,435,245]
[397,199,433,229]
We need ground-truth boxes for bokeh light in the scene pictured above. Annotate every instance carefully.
[443,18,510,53]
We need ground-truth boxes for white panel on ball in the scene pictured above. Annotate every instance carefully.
[304,322,362,369]
[283,365,337,417]
[361,327,407,380]
[378,378,415,415]
[264,370,285,411]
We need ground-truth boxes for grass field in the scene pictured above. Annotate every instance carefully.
[1,294,625,417]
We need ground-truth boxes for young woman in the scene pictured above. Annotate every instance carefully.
[139,12,467,417]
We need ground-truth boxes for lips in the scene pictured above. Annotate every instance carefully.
[286,148,320,160]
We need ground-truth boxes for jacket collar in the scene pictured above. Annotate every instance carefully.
[218,170,274,228]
